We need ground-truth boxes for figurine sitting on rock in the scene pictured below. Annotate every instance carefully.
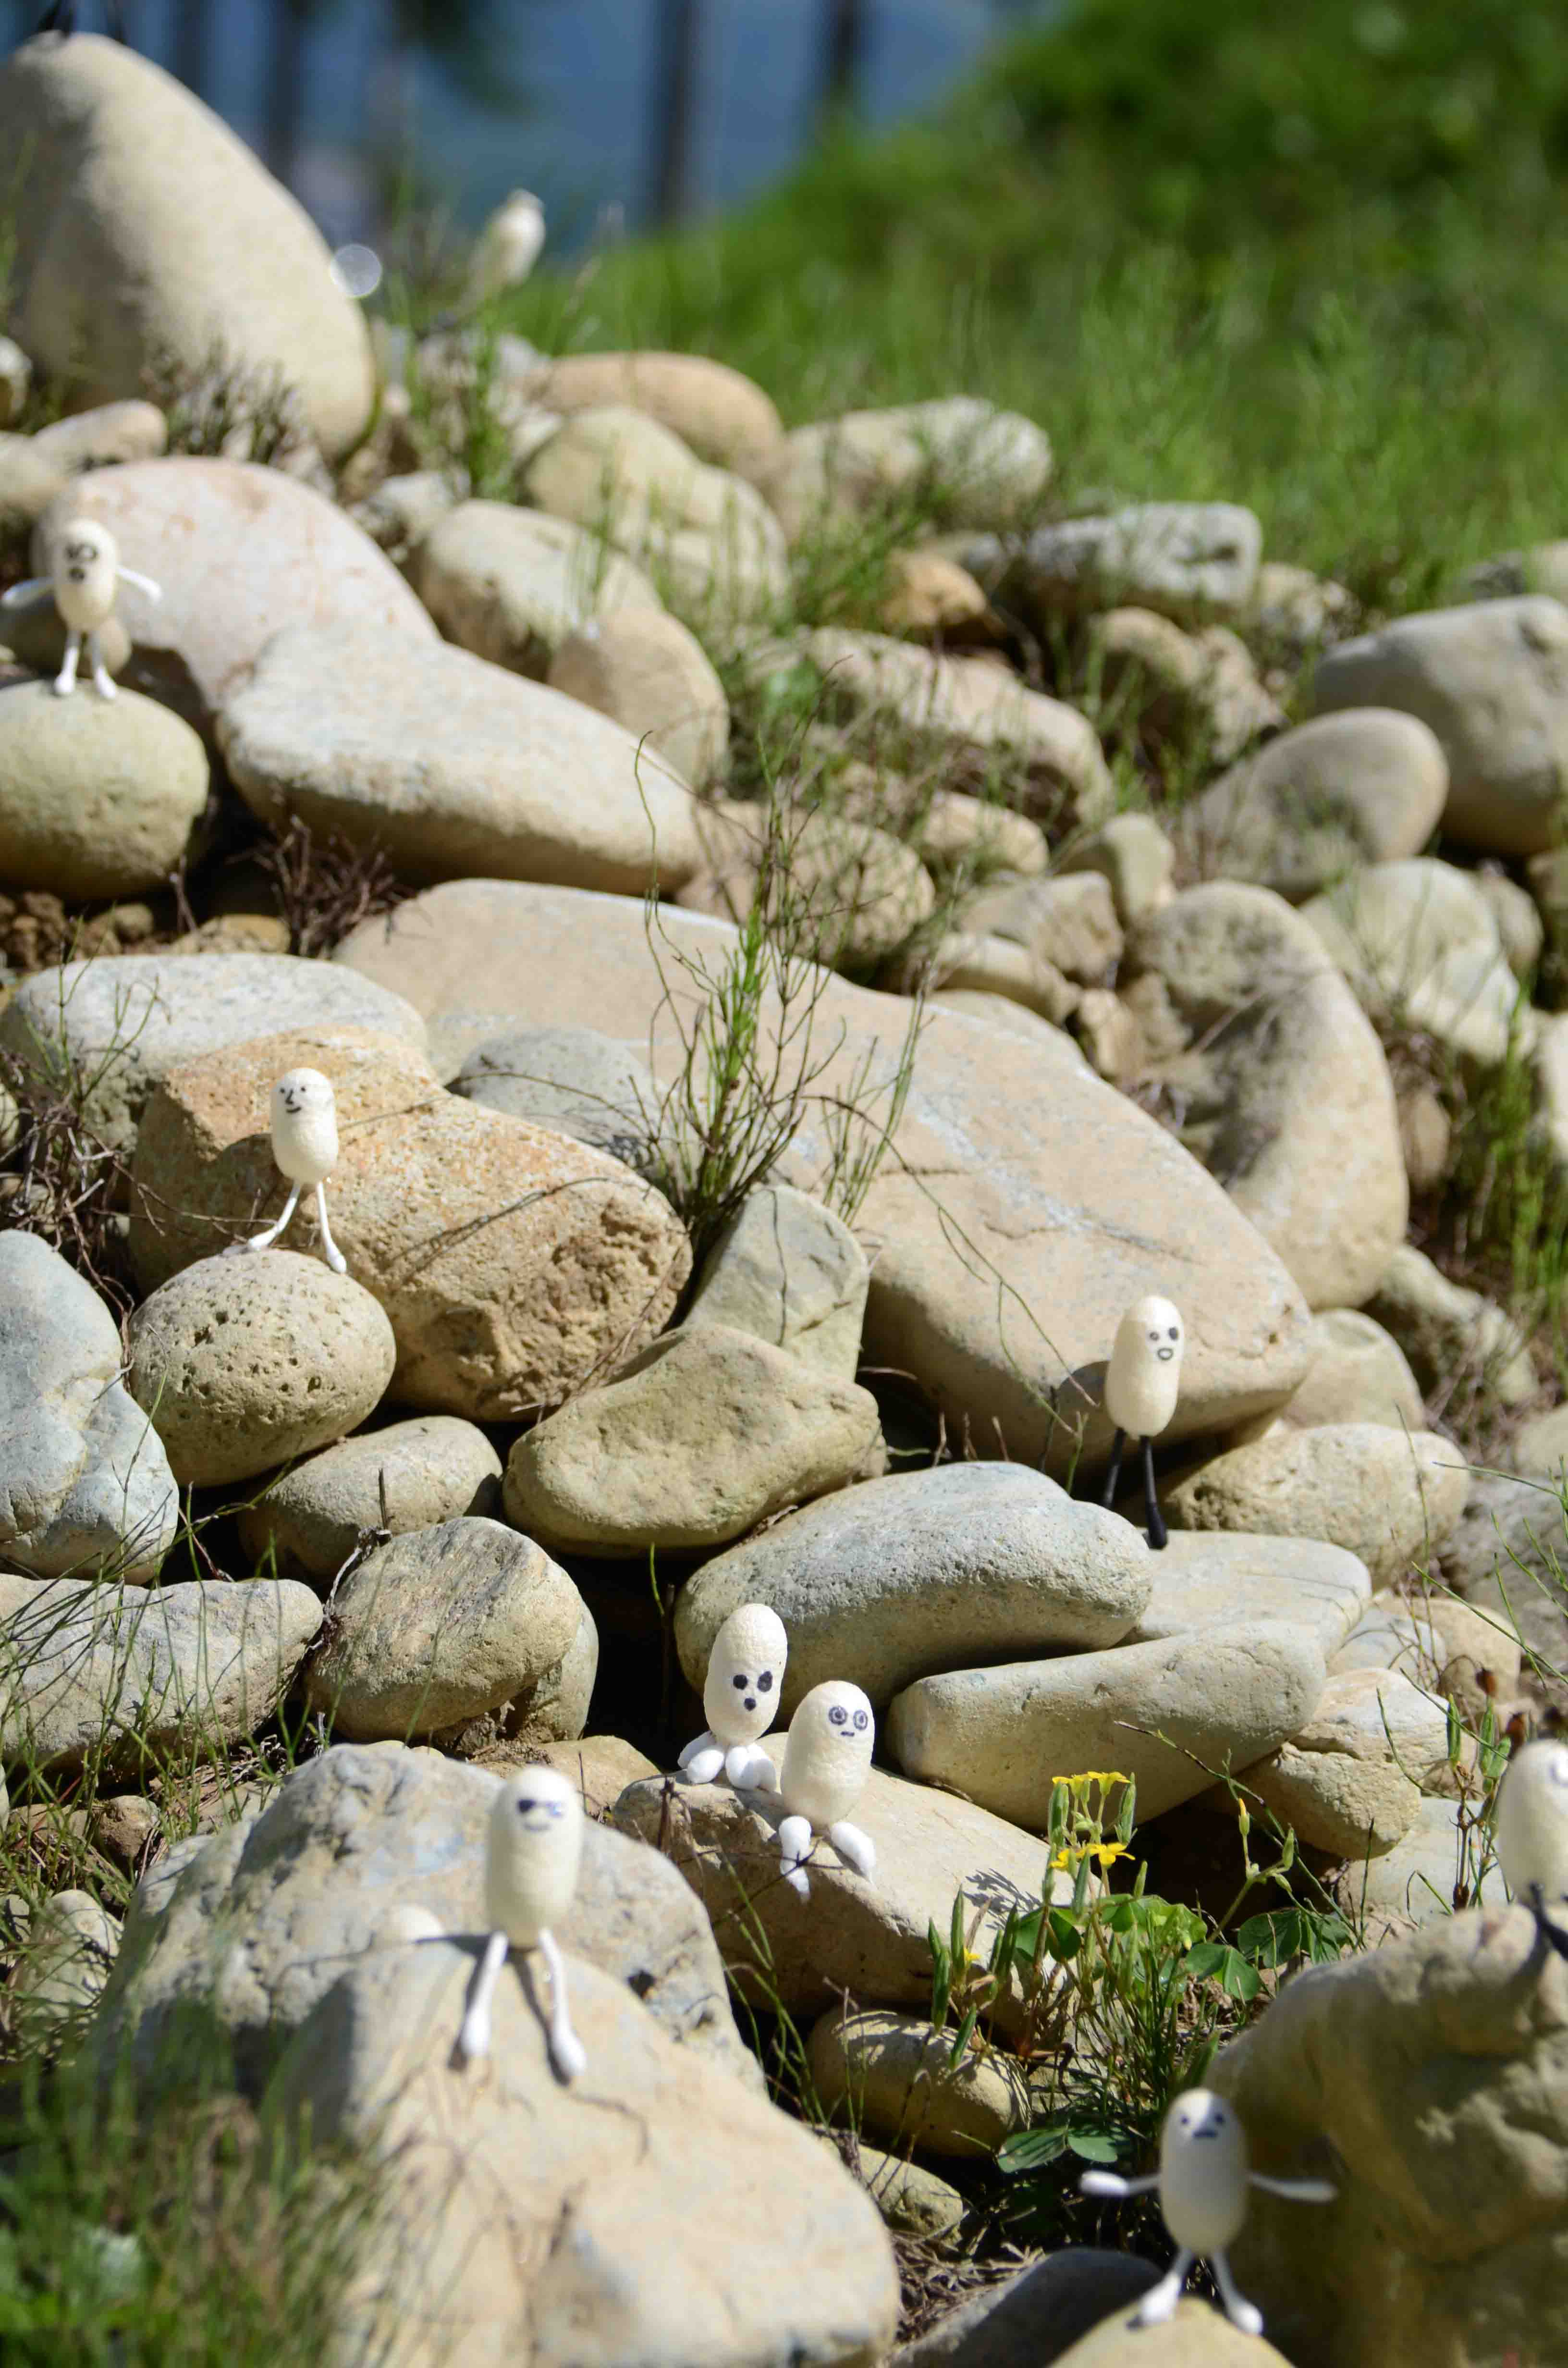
[225,1068,349,1274]
[455,1767,587,2083]
[679,1602,788,1792]
[777,1680,877,1899]
[1,518,160,700]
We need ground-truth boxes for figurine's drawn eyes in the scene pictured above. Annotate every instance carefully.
[828,1704,848,1727]
[853,1709,869,1732]
[65,541,97,561]
[1148,1329,1161,1344]
[1168,1325,1180,1341]
[757,1670,773,1692]
[732,1672,749,1690]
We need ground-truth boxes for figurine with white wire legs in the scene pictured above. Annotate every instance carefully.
[679,1602,788,1791]
[777,1679,877,1899]
[0,518,160,699]
[454,1768,586,2082]
[1079,2087,1334,2337]
[1494,1736,1568,1963]
[1099,1295,1185,1551]
[226,1069,348,1274]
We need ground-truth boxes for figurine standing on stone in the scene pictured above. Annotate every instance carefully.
[1100,1295,1185,1551]
[1,518,160,699]
[226,1069,349,1274]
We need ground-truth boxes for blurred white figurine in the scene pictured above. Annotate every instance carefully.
[777,1679,876,1899]
[464,190,546,311]
[0,518,160,699]
[455,1767,586,2080]
[230,1069,348,1274]
[1494,1738,1568,1962]
[1081,2088,1334,2336]
[679,1602,788,1790]
[1100,1295,1185,1551]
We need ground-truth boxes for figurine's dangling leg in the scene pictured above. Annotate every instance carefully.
[536,1927,587,2082]
[778,1813,813,1899]
[1141,1436,1167,1552]
[1131,2247,1193,2328]
[678,1731,725,1784]
[52,629,81,697]
[87,631,117,700]
[1528,1879,1568,1962]
[828,1819,876,1879]
[724,1742,780,1792]
[1210,2250,1264,2338]
[1100,1429,1126,1510]
[454,1928,509,2066]
[230,1180,303,1255]
[314,1180,348,1274]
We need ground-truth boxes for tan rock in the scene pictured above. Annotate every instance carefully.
[128,1026,691,1423]
[760,398,1053,539]
[1365,1242,1537,1408]
[879,549,995,639]
[1239,1739,1420,1857]
[1125,1531,1371,1660]
[808,2007,1030,2158]
[684,1181,869,1380]
[1168,1425,1470,1588]
[520,404,786,585]
[1396,1085,1451,1191]
[1302,857,1523,1071]
[1094,606,1283,762]
[533,1734,658,1815]
[1059,811,1175,925]
[1293,1664,1459,1787]
[680,800,934,968]
[32,399,167,472]
[0,433,68,539]
[909,787,1047,876]
[502,1322,882,1556]
[915,929,1079,1024]
[0,677,208,899]
[850,2143,965,2239]
[237,1415,502,1584]
[968,502,1262,628]
[1053,2298,1294,2367]
[412,500,661,678]
[521,349,785,479]
[548,607,729,788]
[1274,1309,1425,1434]
[9,1887,119,2049]
[965,871,1122,985]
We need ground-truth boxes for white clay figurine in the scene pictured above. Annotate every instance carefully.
[777,1679,877,1899]
[1099,1294,1184,1551]
[1080,2087,1334,2336]
[228,1068,348,1274]
[455,1767,587,2081]
[679,1602,788,1791]
[464,189,546,310]
[1494,1737,1568,1962]
[1,518,161,699]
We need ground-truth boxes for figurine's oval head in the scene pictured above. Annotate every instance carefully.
[51,518,119,629]
[780,1678,874,1831]
[1104,1294,1185,1441]
[485,1765,584,1947]
[703,1602,787,1747]
[1158,2087,1250,2250]
[1495,1738,1568,1906]
[269,1066,340,1182]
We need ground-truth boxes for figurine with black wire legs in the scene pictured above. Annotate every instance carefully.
[1100,1295,1184,1550]
[1494,1737,1568,1963]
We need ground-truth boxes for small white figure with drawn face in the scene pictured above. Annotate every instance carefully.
[678,1603,788,1791]
[1079,2086,1334,2336]
[0,516,162,699]
[1098,1294,1185,1553]
[228,1069,348,1273]
[455,1767,587,2081]
[776,1679,876,1899]
[464,189,546,310]
[1494,1739,1568,1962]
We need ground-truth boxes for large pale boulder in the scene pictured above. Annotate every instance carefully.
[411,500,661,678]
[217,620,699,894]
[1052,2301,1294,2367]
[0,36,372,455]
[1124,1530,1371,1659]
[35,459,432,732]
[1211,1908,1568,2368]
[1123,883,1407,1308]
[886,1623,1327,1827]
[522,349,785,479]
[0,678,208,898]
[683,1181,869,1378]
[1168,1425,1470,1588]
[1301,856,1523,1070]
[336,882,1312,1473]
[127,1027,691,1422]
[1312,594,1568,855]
[0,952,425,1153]
[236,1416,502,1584]
[0,1231,177,1583]
[674,1462,1151,1717]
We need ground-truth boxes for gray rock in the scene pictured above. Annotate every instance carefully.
[548,607,731,790]
[431,1598,599,1757]
[412,499,661,677]
[967,501,1262,626]
[891,2249,1161,2367]
[886,1622,1327,1826]
[1125,1530,1371,1660]
[0,952,426,1153]
[235,1415,502,1585]
[0,678,208,899]
[450,1021,660,1169]
[0,1232,178,1583]
[94,1739,756,2090]
[303,1517,583,1741]
[1311,594,1568,856]
[1301,857,1522,1072]
[851,2145,965,2240]
[1440,1465,1568,1701]
[683,1181,870,1380]
[217,620,700,894]
[9,1887,119,2049]
[0,1570,321,1775]
[125,1250,397,1488]
[675,1462,1151,1717]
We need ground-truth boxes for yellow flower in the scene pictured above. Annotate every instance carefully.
[1051,1770,1131,1790]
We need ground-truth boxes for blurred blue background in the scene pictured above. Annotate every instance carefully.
[0,1,1055,250]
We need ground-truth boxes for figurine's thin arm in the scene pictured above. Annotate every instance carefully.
[454,1928,509,2065]
[536,1926,586,2083]
[1078,2170,1159,2199]
[827,1818,876,1877]
[115,568,162,602]
[1249,2173,1336,2202]
[1209,2250,1264,2337]
[314,1181,348,1274]
[0,577,51,610]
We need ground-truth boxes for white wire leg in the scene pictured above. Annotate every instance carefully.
[226,1180,303,1255]
[678,1730,725,1784]
[1131,2246,1194,2327]
[454,1928,509,2065]
[828,1819,876,1878]
[314,1180,348,1273]
[536,1927,586,2081]
[724,1742,780,1791]
[1210,2250,1264,2337]
[52,629,81,696]
[87,630,117,699]
[778,1813,813,1899]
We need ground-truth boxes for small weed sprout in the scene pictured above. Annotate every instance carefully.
[142,340,309,469]
[248,812,406,961]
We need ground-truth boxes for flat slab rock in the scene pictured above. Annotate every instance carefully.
[1124,1530,1372,1659]
[336,882,1312,1470]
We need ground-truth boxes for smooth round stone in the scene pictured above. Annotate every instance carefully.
[125,1250,396,1487]
[1275,1308,1425,1434]
[450,1022,659,1168]
[236,1416,502,1585]
[1239,1741,1421,1859]
[413,501,662,679]
[0,677,208,898]
[808,2007,1030,2158]
[1169,1423,1470,1589]
[683,1181,869,1381]
[548,607,730,788]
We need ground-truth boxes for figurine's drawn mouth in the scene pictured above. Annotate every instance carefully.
[515,1807,559,1832]
[68,567,86,581]
[741,1695,757,1712]
[1156,1346,1175,1361]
